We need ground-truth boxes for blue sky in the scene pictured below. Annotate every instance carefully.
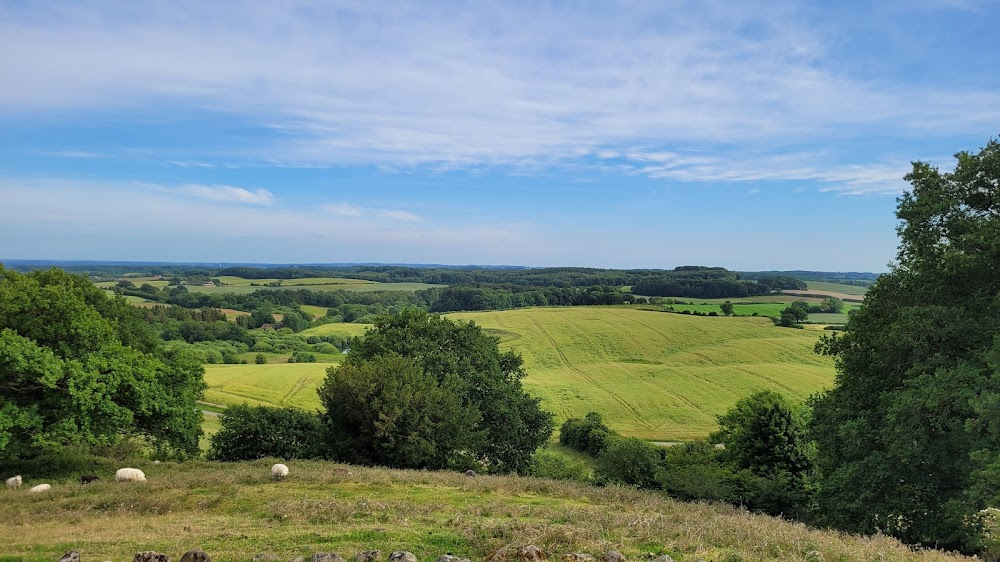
[1,1,997,271]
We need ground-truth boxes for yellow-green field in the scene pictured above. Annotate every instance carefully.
[804,280,870,295]
[300,323,372,338]
[0,460,967,562]
[448,307,834,440]
[203,363,338,411]
[300,304,331,317]
[207,307,834,441]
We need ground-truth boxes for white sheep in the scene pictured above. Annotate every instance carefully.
[271,463,289,479]
[28,483,51,493]
[115,468,147,483]
[5,475,21,489]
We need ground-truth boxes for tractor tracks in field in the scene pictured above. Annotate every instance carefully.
[280,369,319,407]
[526,314,645,424]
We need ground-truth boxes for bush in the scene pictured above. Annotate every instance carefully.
[595,437,663,489]
[559,412,614,456]
[209,404,322,461]
[255,353,267,364]
[529,448,592,482]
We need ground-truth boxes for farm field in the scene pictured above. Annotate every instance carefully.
[300,322,372,338]
[202,363,338,411]
[300,304,330,317]
[0,461,965,562]
[451,307,835,440]
[804,280,870,295]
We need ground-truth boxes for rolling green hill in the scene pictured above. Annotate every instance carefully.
[206,307,835,441]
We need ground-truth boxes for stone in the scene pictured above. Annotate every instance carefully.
[253,555,280,562]
[290,558,306,562]
[311,555,346,562]
[388,552,418,562]
[561,555,594,562]
[179,549,211,562]
[355,551,382,562]
[464,470,476,477]
[58,551,80,562]
[601,552,625,562]
[437,556,470,562]
[518,546,546,562]
[135,553,169,562]
[647,556,674,562]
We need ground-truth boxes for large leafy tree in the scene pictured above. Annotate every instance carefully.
[319,309,553,473]
[810,138,1000,551]
[0,265,205,458]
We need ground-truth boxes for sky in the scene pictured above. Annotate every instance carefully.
[1,1,998,271]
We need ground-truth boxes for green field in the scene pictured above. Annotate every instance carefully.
[804,280,870,295]
[203,308,834,440]
[300,323,372,338]
[0,460,964,562]
[448,307,835,440]
[300,304,331,317]
[203,363,338,411]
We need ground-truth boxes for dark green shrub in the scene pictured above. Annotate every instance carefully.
[595,437,663,489]
[209,404,322,461]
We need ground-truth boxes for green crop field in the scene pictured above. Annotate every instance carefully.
[201,307,834,440]
[300,304,331,317]
[449,307,835,440]
[300,323,372,338]
[665,302,787,316]
[203,363,339,411]
[804,281,870,295]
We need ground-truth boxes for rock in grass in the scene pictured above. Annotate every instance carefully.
[135,553,169,562]
[388,552,418,562]
[58,551,80,562]
[646,556,674,562]
[355,551,382,562]
[253,555,280,562]
[518,546,547,562]
[437,556,470,562]
[561,555,594,562]
[289,558,306,562]
[311,554,346,562]
[601,553,625,562]
[179,549,211,562]
[464,470,476,477]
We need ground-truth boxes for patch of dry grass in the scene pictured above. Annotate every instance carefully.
[0,460,971,562]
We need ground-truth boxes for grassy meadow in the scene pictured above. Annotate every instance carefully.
[803,281,869,295]
[0,460,971,562]
[202,363,338,411]
[448,307,835,440]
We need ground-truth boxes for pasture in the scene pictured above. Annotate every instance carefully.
[202,363,336,411]
[449,307,835,440]
[0,460,966,562]
[300,322,372,338]
[804,280,870,295]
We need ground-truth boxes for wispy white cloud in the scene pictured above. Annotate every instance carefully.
[178,184,275,205]
[0,0,996,175]
[322,202,420,222]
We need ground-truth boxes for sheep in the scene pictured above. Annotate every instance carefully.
[271,463,289,479]
[28,483,51,493]
[115,467,146,483]
[5,475,21,489]
[80,474,99,484]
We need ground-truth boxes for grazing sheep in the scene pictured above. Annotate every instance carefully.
[28,483,51,493]
[115,468,147,483]
[464,469,476,477]
[271,463,289,479]
[80,474,100,484]
[5,475,21,489]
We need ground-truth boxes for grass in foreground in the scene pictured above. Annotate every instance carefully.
[0,460,970,562]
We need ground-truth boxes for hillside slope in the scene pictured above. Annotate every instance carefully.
[0,460,968,562]
[449,307,835,440]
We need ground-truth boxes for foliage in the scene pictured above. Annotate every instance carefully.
[209,404,322,461]
[720,301,735,316]
[529,448,593,482]
[711,390,813,517]
[318,355,483,470]
[559,412,615,456]
[327,309,554,474]
[594,437,663,488]
[0,266,205,459]
[809,137,1000,553]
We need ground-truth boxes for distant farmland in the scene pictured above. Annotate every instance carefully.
[450,307,835,440]
[206,306,836,441]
